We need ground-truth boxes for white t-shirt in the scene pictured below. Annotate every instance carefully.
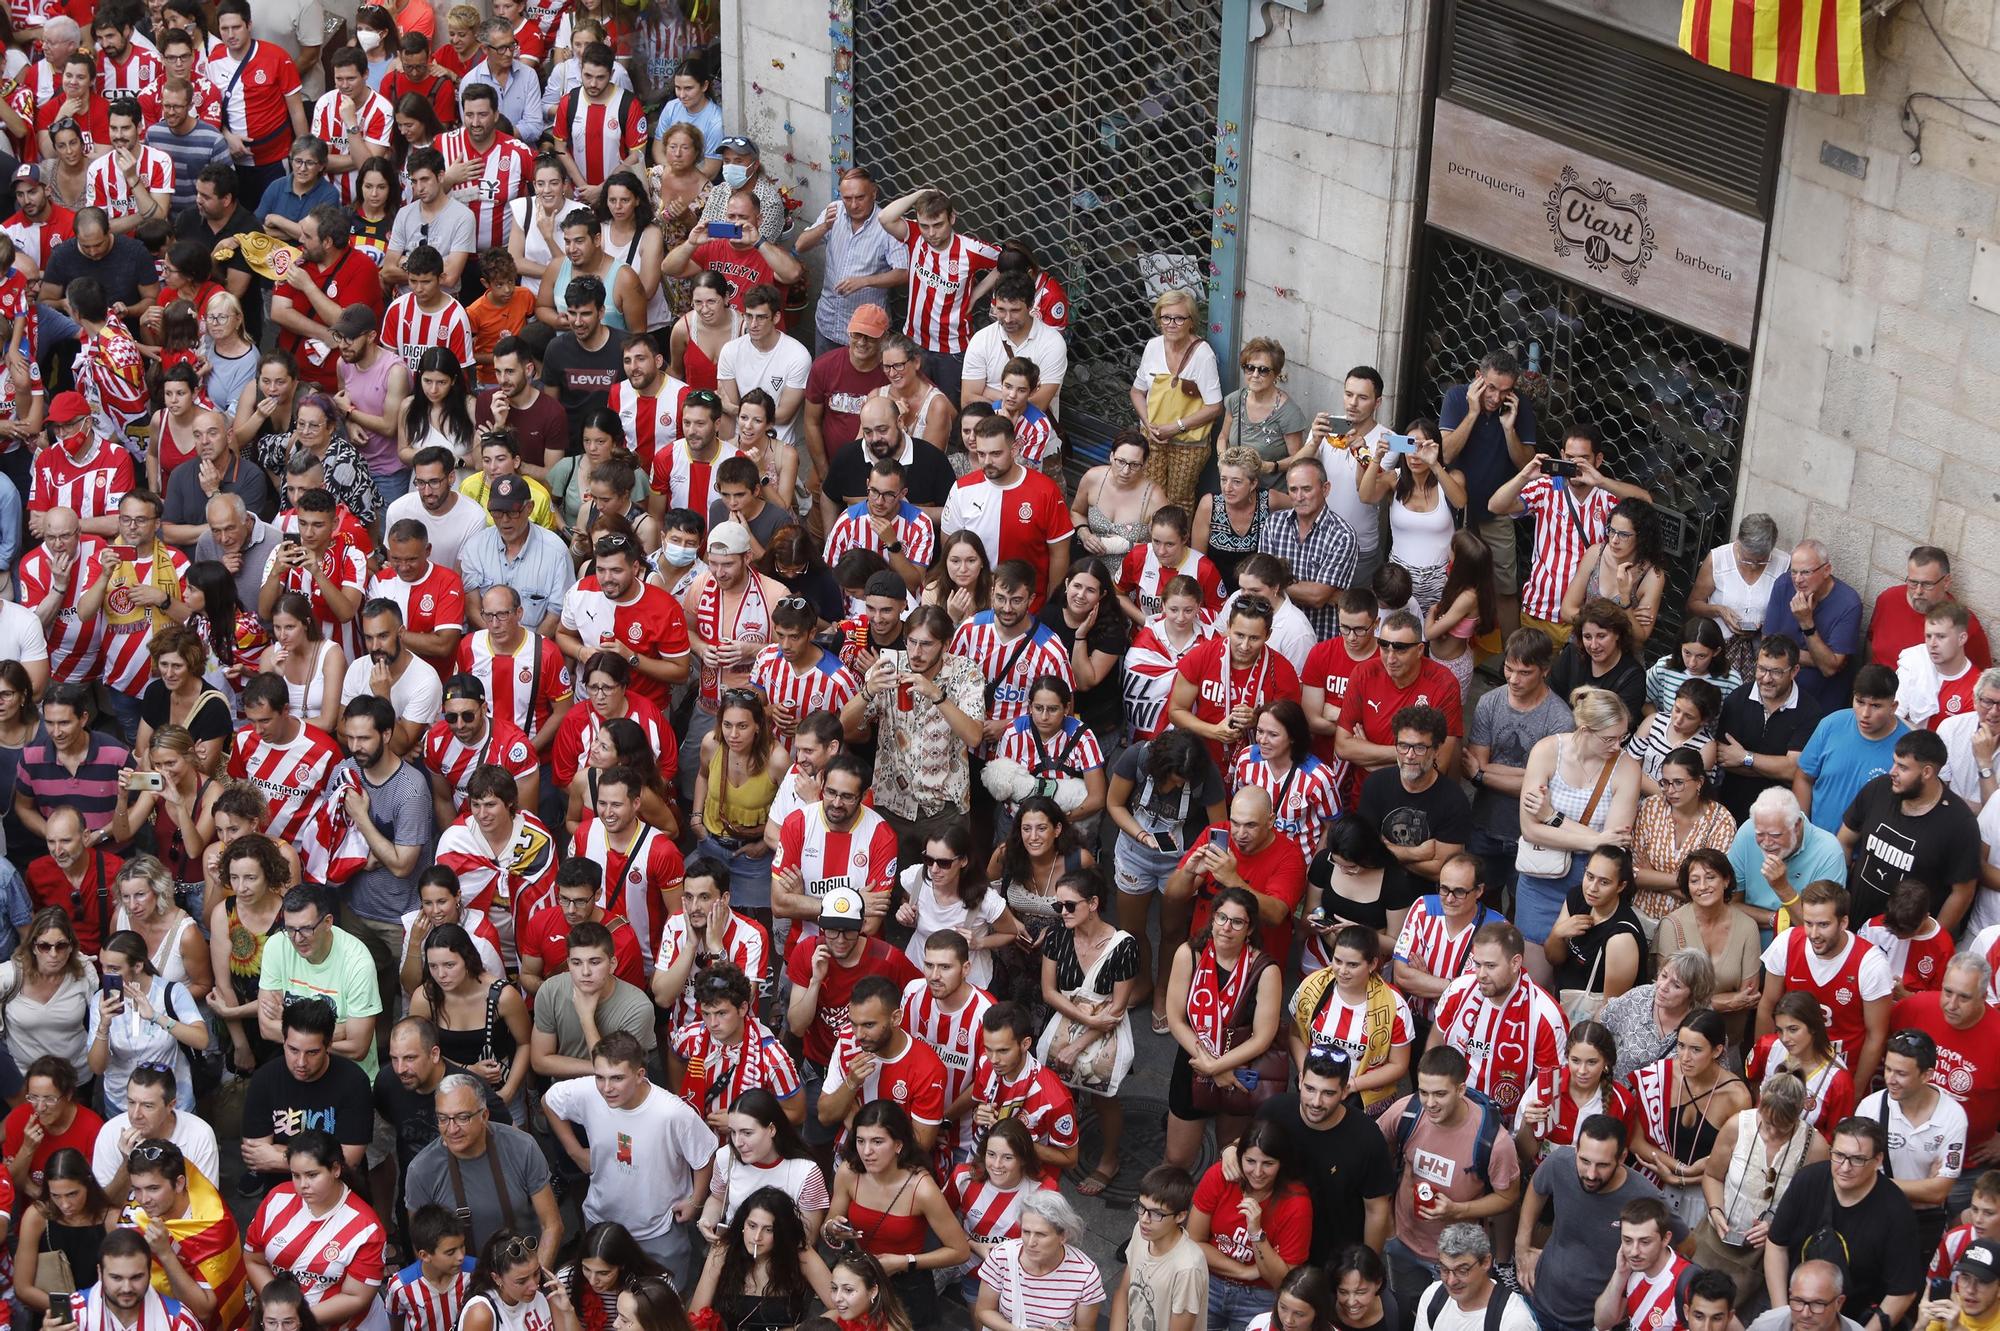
[90,1109,222,1190]
[1129,338,1221,403]
[1321,425,1390,554]
[1855,1087,1968,1186]
[0,600,50,667]
[1413,1284,1539,1331]
[716,333,812,446]
[338,653,445,728]
[900,863,1008,990]
[383,491,492,571]
[962,318,1069,418]
[708,1146,829,1228]
[1976,797,2000,935]
[539,1079,715,1239]
[1757,929,1896,1002]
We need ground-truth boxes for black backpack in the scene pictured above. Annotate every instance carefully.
[1425,1284,1519,1331]
[1393,1084,1504,1191]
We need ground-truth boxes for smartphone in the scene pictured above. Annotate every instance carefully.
[1540,456,1580,479]
[1153,828,1179,855]
[708,220,744,240]
[280,532,303,546]
[1207,827,1230,851]
[1308,905,1330,927]
[1384,433,1417,455]
[102,973,123,995]
[128,771,164,792]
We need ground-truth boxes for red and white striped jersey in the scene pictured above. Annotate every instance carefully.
[457,629,572,739]
[570,816,684,965]
[901,978,993,1135]
[658,910,771,1029]
[553,88,646,188]
[96,45,163,100]
[747,644,858,731]
[437,128,535,253]
[650,438,739,514]
[138,73,223,129]
[433,810,560,929]
[29,435,132,521]
[774,802,899,918]
[384,1258,474,1331]
[1433,972,1569,1116]
[1516,476,1618,624]
[1934,1223,1988,1281]
[827,1031,947,1126]
[76,320,151,446]
[948,614,1072,734]
[994,716,1105,779]
[100,545,189,697]
[422,715,536,812]
[1118,543,1223,618]
[2,203,76,271]
[18,539,108,683]
[972,1053,1078,1181]
[900,228,999,355]
[823,499,936,568]
[946,1166,1044,1279]
[1858,914,1955,995]
[310,88,395,205]
[1518,1064,1641,1162]
[260,538,368,653]
[380,294,474,374]
[670,1017,800,1113]
[521,0,570,47]
[1007,407,1059,467]
[367,562,467,676]
[606,375,689,470]
[244,1185,387,1331]
[1229,749,1341,861]
[1392,897,1505,1018]
[1298,977,1413,1069]
[83,144,173,221]
[1623,1255,1690,1331]
[225,721,342,844]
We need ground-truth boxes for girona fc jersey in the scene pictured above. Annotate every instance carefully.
[902,978,993,1141]
[380,294,474,374]
[606,377,688,470]
[650,438,738,514]
[552,89,646,188]
[569,816,684,966]
[972,1053,1077,1183]
[1119,543,1222,618]
[948,614,1071,736]
[828,1031,945,1128]
[773,801,898,937]
[245,1185,387,1331]
[901,228,999,355]
[422,716,536,812]
[226,722,344,845]
[100,545,189,697]
[1432,972,1568,1116]
[383,1260,474,1331]
[458,629,571,739]
[95,44,162,100]
[747,645,857,732]
[559,577,692,711]
[368,563,466,676]
[206,40,301,166]
[1623,1254,1691,1331]
[939,467,1072,611]
[18,538,108,683]
[310,87,394,204]
[437,129,535,253]
[657,910,770,1028]
[823,499,935,568]
[83,145,172,222]
[30,435,131,520]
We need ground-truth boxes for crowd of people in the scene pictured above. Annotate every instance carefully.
[0,13,1996,1331]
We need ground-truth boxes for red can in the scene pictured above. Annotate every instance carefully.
[1415,1181,1436,1217]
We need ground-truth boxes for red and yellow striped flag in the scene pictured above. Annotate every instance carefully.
[1680,0,1867,94]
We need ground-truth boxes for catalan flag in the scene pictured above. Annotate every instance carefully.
[128,1167,250,1331]
[1679,0,1867,95]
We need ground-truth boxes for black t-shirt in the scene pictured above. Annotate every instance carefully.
[1357,768,1473,863]
[1548,645,1647,738]
[1716,682,1824,820]
[1840,774,1984,922]
[1037,598,1130,737]
[373,1061,511,1179]
[138,681,233,744]
[46,235,157,310]
[1552,890,1648,992]
[780,562,846,624]
[1768,1161,1925,1316]
[540,333,626,448]
[240,1053,375,1190]
[1111,739,1226,854]
[1306,852,1416,934]
[821,438,957,511]
[1253,1094,1394,1265]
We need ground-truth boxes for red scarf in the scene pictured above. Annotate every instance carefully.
[1216,647,1274,767]
[1186,940,1260,1056]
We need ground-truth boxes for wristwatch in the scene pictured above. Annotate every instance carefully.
[1982,765,1995,781]
[886,540,904,554]
[1740,752,1754,768]
[1549,811,1566,828]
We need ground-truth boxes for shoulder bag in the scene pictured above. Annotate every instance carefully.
[1514,741,1618,879]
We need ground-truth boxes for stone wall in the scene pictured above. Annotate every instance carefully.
[1737,5,2000,612]
[712,0,840,227]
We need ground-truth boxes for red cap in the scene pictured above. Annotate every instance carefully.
[47,392,88,426]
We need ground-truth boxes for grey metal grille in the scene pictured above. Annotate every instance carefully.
[1441,0,1786,216]
[1407,230,1752,650]
[850,0,1224,447]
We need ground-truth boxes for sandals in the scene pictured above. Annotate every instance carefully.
[1151,1011,1170,1036]
[1077,1166,1119,1197]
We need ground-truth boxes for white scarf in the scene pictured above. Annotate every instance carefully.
[70,1282,181,1331]
[1896,641,1944,728]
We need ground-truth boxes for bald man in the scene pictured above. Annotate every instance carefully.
[162,407,279,550]
[191,489,285,614]
[1160,784,1309,967]
[20,506,106,689]
[819,392,955,526]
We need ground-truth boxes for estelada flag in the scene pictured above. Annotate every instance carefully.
[1679,0,1866,95]
[124,1165,251,1331]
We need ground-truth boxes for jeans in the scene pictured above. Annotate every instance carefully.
[924,349,965,406]
[102,689,142,747]
[1207,1276,1276,1331]
[1385,1237,1437,1331]
[694,836,774,911]
[1516,858,1587,944]
[1529,1306,1596,1331]
[371,467,411,516]
[1113,831,1183,896]
[1467,827,1521,918]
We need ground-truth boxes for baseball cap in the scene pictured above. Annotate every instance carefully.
[847,305,890,338]
[12,164,39,185]
[48,391,88,427]
[707,521,751,556]
[863,570,906,602]
[331,304,376,341]
[819,886,866,932]
[1960,1240,2000,1282]
[717,135,759,157]
[487,475,531,512]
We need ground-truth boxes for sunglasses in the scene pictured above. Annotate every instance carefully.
[1050,900,1083,915]
[776,596,811,612]
[444,709,479,724]
[923,855,958,869]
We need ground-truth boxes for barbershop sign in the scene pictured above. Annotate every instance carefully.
[1425,99,1766,348]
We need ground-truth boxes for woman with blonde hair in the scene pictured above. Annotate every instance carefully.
[198,290,258,433]
[1128,290,1222,508]
[1513,686,1642,984]
[108,725,215,916]
[106,855,212,1000]
[651,122,706,319]
[1218,338,1308,487]
[1193,445,1288,590]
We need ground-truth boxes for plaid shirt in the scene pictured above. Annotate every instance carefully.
[1258,505,1358,636]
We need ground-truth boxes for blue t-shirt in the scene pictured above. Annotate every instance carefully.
[1796,711,1909,834]
[655,97,724,157]
[1726,817,1849,920]
[1762,572,1864,711]
[1438,381,1538,519]
[256,175,340,228]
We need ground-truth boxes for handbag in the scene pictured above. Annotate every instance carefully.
[1559,941,1608,1024]
[1190,953,1289,1115]
[1514,740,1619,879]
[1037,929,1132,1094]
[36,1249,74,1298]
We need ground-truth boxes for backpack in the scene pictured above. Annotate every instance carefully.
[1426,1284,1519,1331]
[1393,1084,1504,1192]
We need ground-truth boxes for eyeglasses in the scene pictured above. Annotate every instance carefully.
[23,1093,58,1108]
[132,1142,172,1162]
[1158,314,1190,326]
[1212,913,1252,930]
[880,359,911,372]
[1607,527,1636,541]
[1112,454,1146,469]
[1136,1204,1179,1221]
[435,1108,486,1128]
[864,488,900,501]
[1907,575,1946,591]
[1339,624,1375,637]
[1788,1299,1836,1315]
[281,919,327,940]
[444,710,479,724]
[496,1234,537,1264]
[585,680,619,694]
[1394,740,1434,754]
[1829,1148,1874,1168]
[1794,561,1830,578]
[1438,884,1478,899]
[1658,777,1692,791]
[721,688,760,707]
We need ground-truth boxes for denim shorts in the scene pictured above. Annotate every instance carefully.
[1113,832,1183,896]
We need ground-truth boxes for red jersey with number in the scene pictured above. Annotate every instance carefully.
[901,228,999,355]
[687,239,780,311]
[36,95,109,155]
[458,629,572,740]
[310,88,394,204]
[422,716,536,813]
[207,40,300,165]
[367,562,466,676]
[553,88,646,188]
[1432,972,1569,1115]
[226,722,344,845]
[1765,927,1894,1065]
[972,1053,1077,1183]
[569,816,684,966]
[18,538,107,682]
[29,435,130,520]
[1174,638,1302,771]
[606,376,689,470]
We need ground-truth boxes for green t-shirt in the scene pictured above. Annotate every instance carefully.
[258,927,385,1079]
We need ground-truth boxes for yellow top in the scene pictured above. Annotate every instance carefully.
[459,470,561,532]
[704,737,776,840]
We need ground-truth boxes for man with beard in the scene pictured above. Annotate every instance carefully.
[458,478,571,634]
[423,676,536,822]
[372,1016,506,1208]
[1515,1115,1677,1331]
[383,448,486,572]
[1163,785,1307,968]
[652,856,770,1027]
[1839,728,1980,929]
[1757,879,1895,1089]
[161,410,278,550]
[569,764,684,968]
[820,974,945,1148]
[438,84,535,258]
[269,204,383,392]
[1359,705,1474,889]
[540,277,628,449]
[900,930,994,1166]
[802,305,889,488]
[404,1072,559,1261]
[671,520,781,787]
[940,413,1071,610]
[517,861,646,1000]
[770,753,897,937]
[665,961,798,1127]
[1166,594,1298,773]
[784,887,920,1136]
[83,100,170,235]
[748,597,858,740]
[59,1228,205,1331]
[605,334,690,472]
[951,559,1072,752]
[646,389,737,518]
[1428,921,1568,1118]
[822,458,933,592]
[821,393,954,520]
[169,164,258,336]
[475,337,572,475]
[560,531,692,713]
[335,695,434,995]
[338,600,443,756]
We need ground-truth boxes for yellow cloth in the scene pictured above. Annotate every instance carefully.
[214,232,304,284]
[459,471,560,532]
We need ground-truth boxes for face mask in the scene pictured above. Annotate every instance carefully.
[662,544,698,568]
[721,163,750,189]
[356,27,381,50]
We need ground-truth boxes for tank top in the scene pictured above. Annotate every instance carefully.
[553,255,631,332]
[1206,488,1268,587]
[704,742,777,840]
[1715,1107,1812,1234]
[847,1178,928,1256]
[511,197,559,272]
[1389,489,1455,569]
[338,347,403,475]
[876,382,947,447]
[617,226,672,331]
[679,310,734,390]
[226,899,277,1006]
[151,779,209,887]
[285,640,335,720]
[1086,474,1153,550]
[434,979,517,1068]
[466,1291,555,1331]
[43,1215,109,1294]
[1549,734,1616,830]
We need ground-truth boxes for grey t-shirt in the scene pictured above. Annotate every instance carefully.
[403,1122,551,1251]
[1529,1148,1676,1325]
[388,199,478,262]
[339,758,435,922]
[1468,687,1574,840]
[531,974,658,1061]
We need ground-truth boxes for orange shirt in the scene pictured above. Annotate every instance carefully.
[467,286,536,387]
